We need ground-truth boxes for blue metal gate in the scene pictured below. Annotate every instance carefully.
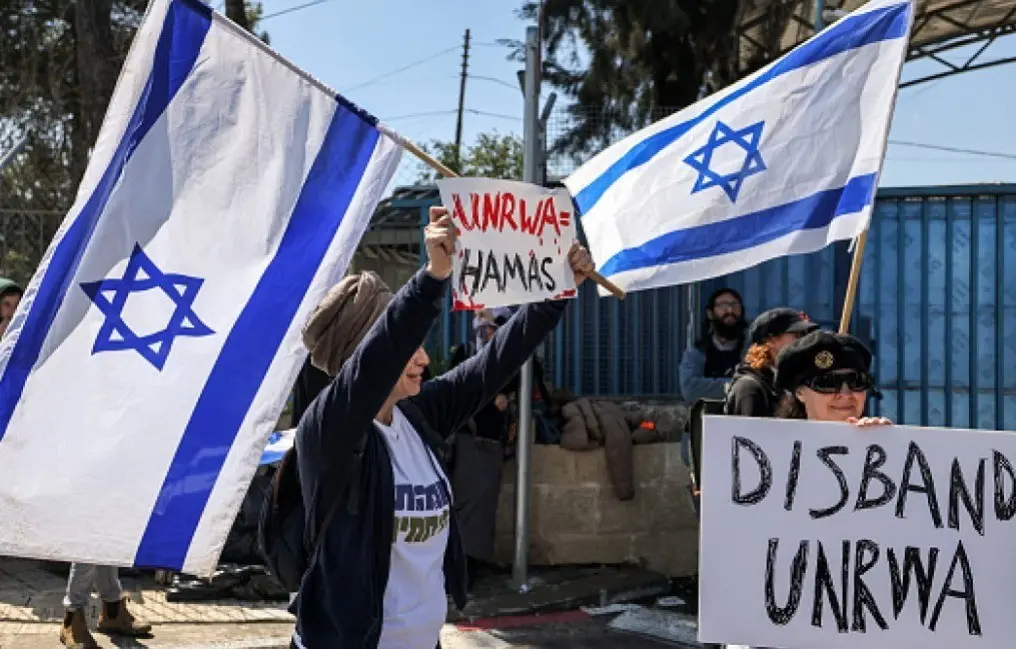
[397,183,1016,431]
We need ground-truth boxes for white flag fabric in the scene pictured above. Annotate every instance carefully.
[0,0,401,575]
[564,0,914,295]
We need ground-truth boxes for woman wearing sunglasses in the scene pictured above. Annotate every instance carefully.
[721,331,890,649]
[773,330,890,426]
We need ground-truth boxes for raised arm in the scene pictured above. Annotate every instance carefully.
[296,209,455,525]
[413,300,566,435]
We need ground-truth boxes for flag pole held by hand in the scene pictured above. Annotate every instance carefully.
[388,128,627,300]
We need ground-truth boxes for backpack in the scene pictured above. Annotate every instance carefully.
[257,400,449,593]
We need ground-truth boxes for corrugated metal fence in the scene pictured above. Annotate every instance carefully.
[410,183,1016,431]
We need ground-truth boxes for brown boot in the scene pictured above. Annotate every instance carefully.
[60,609,99,649]
[96,598,151,637]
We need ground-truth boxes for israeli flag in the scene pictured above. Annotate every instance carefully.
[0,0,401,575]
[565,0,914,294]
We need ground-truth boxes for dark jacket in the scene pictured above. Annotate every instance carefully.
[290,269,566,647]
[724,363,779,418]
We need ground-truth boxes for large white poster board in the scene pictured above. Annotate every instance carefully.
[698,415,1016,649]
[436,178,578,310]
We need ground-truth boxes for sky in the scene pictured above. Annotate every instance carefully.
[253,0,1016,193]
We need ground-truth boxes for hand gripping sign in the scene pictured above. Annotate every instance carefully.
[436,178,578,310]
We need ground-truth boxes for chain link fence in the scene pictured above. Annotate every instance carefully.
[543,105,683,182]
[0,135,68,287]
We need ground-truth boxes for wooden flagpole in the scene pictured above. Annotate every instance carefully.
[391,129,627,300]
[838,230,868,333]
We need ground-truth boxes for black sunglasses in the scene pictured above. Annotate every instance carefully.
[806,371,874,394]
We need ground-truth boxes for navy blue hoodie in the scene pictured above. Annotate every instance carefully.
[290,268,566,647]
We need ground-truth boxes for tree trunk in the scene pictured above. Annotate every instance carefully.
[73,0,118,180]
[225,0,251,31]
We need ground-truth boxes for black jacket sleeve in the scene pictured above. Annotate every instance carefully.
[295,269,447,533]
[724,375,770,417]
[410,300,566,437]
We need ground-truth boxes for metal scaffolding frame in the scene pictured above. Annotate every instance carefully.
[736,0,1016,86]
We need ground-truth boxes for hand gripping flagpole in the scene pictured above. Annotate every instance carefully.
[379,124,626,301]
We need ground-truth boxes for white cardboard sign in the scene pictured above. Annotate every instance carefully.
[436,177,578,310]
[698,415,1016,649]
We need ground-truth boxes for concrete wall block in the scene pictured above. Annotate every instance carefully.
[631,445,667,486]
[527,446,579,485]
[569,447,611,485]
[595,487,651,535]
[542,532,637,565]
[534,484,599,536]
[647,481,699,532]
[632,530,700,577]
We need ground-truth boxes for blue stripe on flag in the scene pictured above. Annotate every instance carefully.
[133,102,381,570]
[597,173,877,278]
[0,0,211,443]
[573,1,909,216]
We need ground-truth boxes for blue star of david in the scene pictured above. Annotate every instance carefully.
[80,244,214,370]
[684,120,767,202]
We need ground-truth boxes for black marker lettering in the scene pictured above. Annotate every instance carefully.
[855,444,897,512]
[811,540,849,632]
[810,446,850,519]
[896,441,943,528]
[929,540,981,636]
[851,539,888,632]
[948,457,985,536]
[784,440,802,511]
[993,450,1016,521]
[731,436,772,506]
[765,538,807,625]
[887,546,939,623]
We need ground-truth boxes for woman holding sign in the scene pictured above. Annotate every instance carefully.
[283,206,594,649]
[773,330,890,426]
[719,332,889,649]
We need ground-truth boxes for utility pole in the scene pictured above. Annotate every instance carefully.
[513,25,541,591]
[453,29,471,173]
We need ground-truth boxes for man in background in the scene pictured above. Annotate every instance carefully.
[679,287,748,403]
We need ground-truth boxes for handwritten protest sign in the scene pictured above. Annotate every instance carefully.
[698,416,1016,649]
[436,178,578,310]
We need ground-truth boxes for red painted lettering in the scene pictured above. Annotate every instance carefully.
[542,199,561,237]
[451,194,472,230]
[482,192,499,232]
[500,192,518,232]
[469,193,483,231]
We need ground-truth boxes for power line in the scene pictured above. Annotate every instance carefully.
[467,109,521,121]
[261,0,332,21]
[382,110,458,121]
[471,75,518,91]
[344,46,460,93]
[888,140,1016,161]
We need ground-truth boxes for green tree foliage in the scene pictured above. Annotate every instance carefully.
[0,0,266,213]
[504,0,744,160]
[415,130,523,183]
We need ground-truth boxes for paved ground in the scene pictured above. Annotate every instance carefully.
[0,559,293,627]
[441,609,698,649]
[0,557,686,647]
[0,622,294,648]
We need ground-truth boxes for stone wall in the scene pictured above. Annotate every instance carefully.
[493,442,700,577]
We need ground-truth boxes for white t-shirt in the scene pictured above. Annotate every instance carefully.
[375,406,452,649]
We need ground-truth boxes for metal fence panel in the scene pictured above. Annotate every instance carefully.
[402,184,1016,431]
[4,183,1014,431]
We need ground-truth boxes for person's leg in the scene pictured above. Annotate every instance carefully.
[93,565,123,603]
[63,563,96,611]
[61,563,99,648]
[95,566,152,637]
